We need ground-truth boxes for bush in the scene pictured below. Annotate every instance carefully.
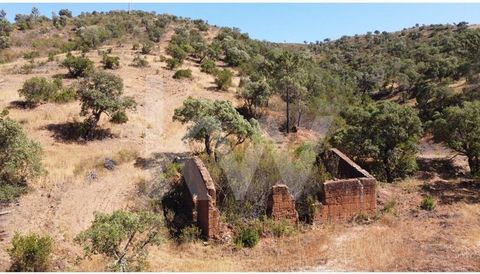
[420,196,436,211]
[178,225,202,243]
[268,220,296,238]
[131,54,149,68]
[0,118,43,192]
[234,226,259,248]
[23,51,40,61]
[18,77,60,105]
[215,69,234,90]
[173,69,192,79]
[101,54,120,69]
[141,41,154,54]
[51,87,77,103]
[62,53,94,78]
[110,111,128,124]
[8,233,53,272]
[166,58,180,70]
[200,59,217,74]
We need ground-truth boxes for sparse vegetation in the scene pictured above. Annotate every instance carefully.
[235,226,259,248]
[8,233,53,272]
[173,69,192,79]
[75,210,163,272]
[101,54,120,69]
[215,69,234,90]
[62,53,94,78]
[131,54,149,67]
[420,195,436,211]
[77,71,136,137]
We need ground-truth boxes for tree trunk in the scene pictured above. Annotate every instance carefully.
[383,157,394,183]
[204,135,212,157]
[286,89,290,134]
[297,107,303,128]
[86,112,102,139]
[467,155,479,176]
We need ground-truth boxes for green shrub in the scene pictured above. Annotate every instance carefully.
[110,111,128,124]
[131,54,149,68]
[166,58,180,70]
[8,233,53,272]
[23,51,40,61]
[166,43,188,61]
[200,59,217,74]
[62,53,94,78]
[268,220,296,238]
[234,227,259,248]
[101,54,120,69]
[382,200,396,214]
[132,43,139,50]
[51,87,77,103]
[0,118,43,191]
[215,69,234,90]
[178,225,202,243]
[18,77,60,105]
[173,69,192,79]
[420,195,436,211]
[0,184,28,204]
[141,41,154,54]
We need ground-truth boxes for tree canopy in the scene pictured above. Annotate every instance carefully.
[432,100,480,175]
[78,71,136,136]
[173,97,257,159]
[75,210,163,272]
[330,101,423,182]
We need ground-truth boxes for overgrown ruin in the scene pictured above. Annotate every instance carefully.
[314,148,377,223]
[181,149,376,239]
[267,184,299,224]
[182,157,220,238]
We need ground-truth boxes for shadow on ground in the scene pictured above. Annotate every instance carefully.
[43,122,115,143]
[422,179,480,205]
[416,157,466,180]
[134,152,190,170]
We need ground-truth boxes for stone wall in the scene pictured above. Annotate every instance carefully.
[314,149,376,223]
[182,157,220,238]
[267,184,298,224]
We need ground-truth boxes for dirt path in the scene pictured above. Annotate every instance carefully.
[0,24,241,271]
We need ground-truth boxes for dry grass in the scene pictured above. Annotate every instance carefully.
[0,21,479,272]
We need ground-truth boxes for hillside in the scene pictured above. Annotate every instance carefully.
[0,8,479,272]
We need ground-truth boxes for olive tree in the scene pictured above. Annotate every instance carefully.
[173,97,257,159]
[75,210,163,272]
[432,101,480,175]
[330,101,422,183]
[78,71,136,137]
[239,78,271,118]
[0,117,42,202]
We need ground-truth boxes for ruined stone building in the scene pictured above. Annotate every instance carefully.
[181,148,376,239]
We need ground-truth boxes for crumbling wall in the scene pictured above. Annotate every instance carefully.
[182,157,220,238]
[314,149,376,223]
[267,184,298,224]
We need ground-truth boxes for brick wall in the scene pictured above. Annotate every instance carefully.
[267,184,298,224]
[314,149,376,223]
[182,157,220,238]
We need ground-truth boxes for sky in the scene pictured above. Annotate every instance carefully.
[1,3,480,43]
